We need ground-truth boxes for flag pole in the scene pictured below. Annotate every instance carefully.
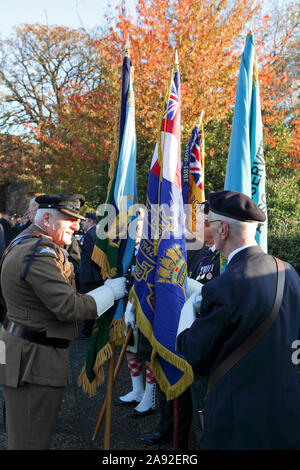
[173,398,179,450]
[172,48,180,451]
[125,33,130,57]
[103,342,115,449]
[102,35,133,450]
[92,327,133,440]
[197,110,204,127]
[198,110,205,197]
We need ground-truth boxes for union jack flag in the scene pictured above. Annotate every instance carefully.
[163,80,179,121]
[130,56,194,400]
[190,140,204,190]
[151,69,181,189]
[181,124,205,234]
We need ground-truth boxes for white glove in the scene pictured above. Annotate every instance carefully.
[104,277,126,300]
[87,285,114,317]
[124,301,136,334]
[176,293,202,348]
[186,277,203,298]
[87,276,126,318]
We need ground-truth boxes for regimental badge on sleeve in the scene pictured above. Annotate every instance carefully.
[39,247,56,256]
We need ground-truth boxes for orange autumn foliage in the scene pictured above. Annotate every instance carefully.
[0,1,298,198]
[97,0,297,164]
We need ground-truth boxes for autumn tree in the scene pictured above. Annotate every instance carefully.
[101,0,258,139]
[0,0,298,219]
[0,24,116,200]
[97,0,298,201]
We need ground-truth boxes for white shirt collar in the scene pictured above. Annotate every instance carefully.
[227,243,257,264]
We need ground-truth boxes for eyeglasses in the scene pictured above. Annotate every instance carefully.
[204,219,223,226]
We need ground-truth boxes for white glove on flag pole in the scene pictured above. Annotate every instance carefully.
[124,301,136,334]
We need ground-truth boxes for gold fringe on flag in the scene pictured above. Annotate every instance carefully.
[77,367,103,397]
[109,317,126,345]
[151,335,194,401]
[91,246,112,280]
[92,342,113,380]
[78,341,113,397]
[77,318,126,397]
[129,287,194,401]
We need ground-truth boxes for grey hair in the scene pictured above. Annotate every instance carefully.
[211,212,258,238]
[34,208,60,225]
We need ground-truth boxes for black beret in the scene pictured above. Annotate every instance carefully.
[199,201,209,215]
[208,190,266,222]
[85,212,98,222]
[35,194,86,220]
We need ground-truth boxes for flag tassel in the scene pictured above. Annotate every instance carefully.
[109,317,126,345]
[91,246,111,279]
[78,342,113,397]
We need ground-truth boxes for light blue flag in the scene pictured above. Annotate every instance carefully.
[112,55,138,321]
[114,61,138,276]
[225,31,267,252]
[79,50,137,396]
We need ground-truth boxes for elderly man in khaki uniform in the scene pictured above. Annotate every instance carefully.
[0,194,126,450]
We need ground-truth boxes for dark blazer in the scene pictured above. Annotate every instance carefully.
[0,224,5,258]
[66,235,81,275]
[177,246,300,449]
[186,245,207,278]
[188,246,220,284]
[0,218,11,246]
[5,220,31,246]
[78,226,102,285]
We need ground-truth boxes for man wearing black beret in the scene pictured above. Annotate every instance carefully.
[177,190,300,450]
[0,194,126,449]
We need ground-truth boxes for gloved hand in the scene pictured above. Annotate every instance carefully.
[176,292,202,341]
[87,276,126,318]
[124,301,136,334]
[104,277,127,300]
[186,277,203,297]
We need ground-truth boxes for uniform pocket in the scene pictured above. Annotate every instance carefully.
[8,305,28,320]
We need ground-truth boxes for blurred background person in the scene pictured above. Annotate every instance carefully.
[77,212,103,338]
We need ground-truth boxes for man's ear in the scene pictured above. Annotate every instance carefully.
[42,211,51,227]
[220,221,230,240]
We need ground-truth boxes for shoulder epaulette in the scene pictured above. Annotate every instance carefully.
[0,231,45,281]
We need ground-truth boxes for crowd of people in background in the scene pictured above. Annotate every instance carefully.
[0,191,299,451]
[0,198,39,256]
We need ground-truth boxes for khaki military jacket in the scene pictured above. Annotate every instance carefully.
[0,224,97,387]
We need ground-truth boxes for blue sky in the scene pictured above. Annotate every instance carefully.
[0,0,137,37]
[0,1,291,38]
